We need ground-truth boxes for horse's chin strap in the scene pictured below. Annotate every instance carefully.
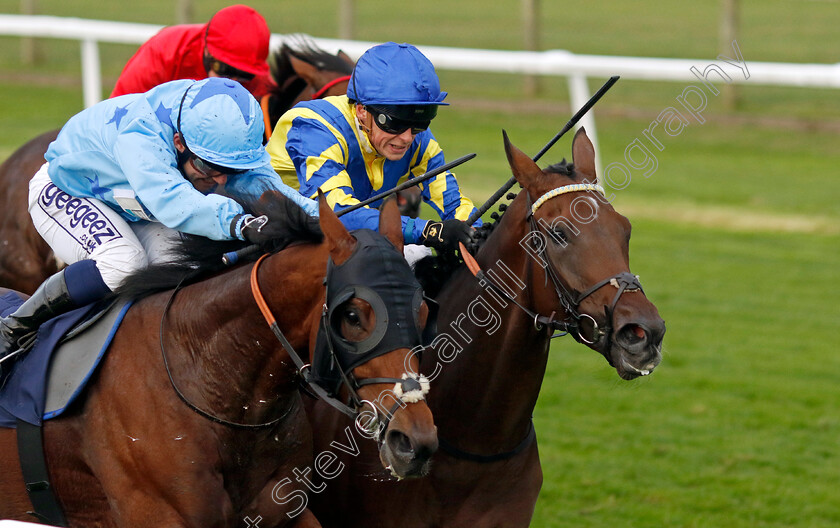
[250,254,428,444]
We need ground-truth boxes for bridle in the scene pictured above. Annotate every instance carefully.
[249,253,429,442]
[159,253,429,441]
[525,183,644,358]
[444,182,644,462]
[465,183,644,359]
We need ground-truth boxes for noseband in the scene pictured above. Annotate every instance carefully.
[251,235,429,444]
[468,183,644,356]
[526,183,644,354]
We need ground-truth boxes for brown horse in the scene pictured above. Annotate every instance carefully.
[0,40,354,295]
[0,193,438,527]
[0,129,60,295]
[304,129,666,527]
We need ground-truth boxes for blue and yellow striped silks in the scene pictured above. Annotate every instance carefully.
[266,95,479,243]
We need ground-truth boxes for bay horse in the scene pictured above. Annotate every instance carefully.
[0,38,354,295]
[0,193,438,527]
[304,129,666,527]
[0,129,60,295]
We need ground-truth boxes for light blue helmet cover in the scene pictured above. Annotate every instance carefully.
[177,77,270,170]
[347,42,448,106]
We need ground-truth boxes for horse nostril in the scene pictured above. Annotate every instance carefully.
[386,430,414,460]
[617,323,647,348]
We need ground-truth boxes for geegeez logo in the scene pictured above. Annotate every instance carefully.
[39,183,123,253]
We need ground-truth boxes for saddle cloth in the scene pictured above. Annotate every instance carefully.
[0,292,132,428]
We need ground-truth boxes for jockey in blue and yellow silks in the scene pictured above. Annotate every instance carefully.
[267,42,480,259]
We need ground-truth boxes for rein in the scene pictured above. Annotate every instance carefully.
[249,253,428,443]
[248,254,361,421]
[441,183,643,462]
[310,75,351,100]
[159,276,295,430]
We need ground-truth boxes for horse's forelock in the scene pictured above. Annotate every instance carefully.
[544,159,577,181]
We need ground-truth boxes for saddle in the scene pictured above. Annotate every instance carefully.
[0,293,132,427]
[0,292,131,526]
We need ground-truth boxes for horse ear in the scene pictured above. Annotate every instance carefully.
[503,130,544,193]
[338,50,355,68]
[378,196,404,254]
[571,127,597,180]
[288,54,322,88]
[318,190,356,265]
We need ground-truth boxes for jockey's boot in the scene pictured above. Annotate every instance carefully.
[0,260,112,378]
[0,269,76,367]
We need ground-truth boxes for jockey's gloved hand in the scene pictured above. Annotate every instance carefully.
[420,219,474,255]
[239,214,272,244]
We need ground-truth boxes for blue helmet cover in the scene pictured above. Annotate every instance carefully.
[178,77,270,170]
[347,42,449,106]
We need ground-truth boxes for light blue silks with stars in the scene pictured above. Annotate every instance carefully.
[45,79,316,241]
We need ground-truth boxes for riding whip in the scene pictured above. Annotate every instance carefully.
[222,153,476,265]
[466,75,620,225]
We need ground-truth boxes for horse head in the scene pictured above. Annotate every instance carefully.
[262,38,354,140]
[501,129,665,380]
[312,193,438,478]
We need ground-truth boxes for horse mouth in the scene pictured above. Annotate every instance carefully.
[616,356,659,380]
[609,320,665,380]
[379,446,434,480]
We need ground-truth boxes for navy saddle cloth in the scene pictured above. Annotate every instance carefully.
[0,292,132,428]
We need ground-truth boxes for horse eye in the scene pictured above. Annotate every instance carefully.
[552,228,568,244]
[344,309,361,326]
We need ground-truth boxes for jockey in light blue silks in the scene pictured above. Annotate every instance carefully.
[0,77,317,372]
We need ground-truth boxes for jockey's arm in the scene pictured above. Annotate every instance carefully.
[411,133,482,227]
[113,125,248,240]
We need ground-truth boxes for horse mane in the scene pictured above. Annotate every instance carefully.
[274,35,354,76]
[115,191,323,301]
[264,35,354,130]
[268,35,353,102]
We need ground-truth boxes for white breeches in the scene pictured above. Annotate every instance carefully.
[28,164,179,290]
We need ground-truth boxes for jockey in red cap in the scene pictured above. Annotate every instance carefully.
[110,5,275,99]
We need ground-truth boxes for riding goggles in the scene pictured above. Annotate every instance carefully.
[203,54,256,82]
[190,154,246,177]
[367,106,434,136]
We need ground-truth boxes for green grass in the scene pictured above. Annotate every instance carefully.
[1,1,839,526]
[533,222,840,527]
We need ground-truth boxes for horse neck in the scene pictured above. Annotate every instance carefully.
[167,245,324,426]
[428,195,555,447]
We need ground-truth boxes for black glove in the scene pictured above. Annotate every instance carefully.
[420,219,474,255]
[239,214,272,244]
